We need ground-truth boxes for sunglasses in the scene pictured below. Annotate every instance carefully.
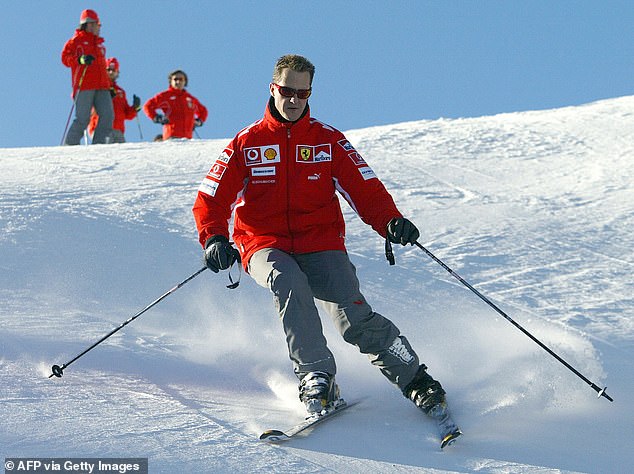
[172,77,185,82]
[272,83,312,99]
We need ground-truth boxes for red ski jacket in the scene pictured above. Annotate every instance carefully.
[61,30,110,94]
[143,87,208,140]
[192,101,403,268]
[88,82,137,134]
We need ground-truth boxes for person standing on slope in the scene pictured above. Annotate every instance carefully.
[192,54,456,426]
[88,57,141,143]
[143,70,208,140]
[61,9,113,145]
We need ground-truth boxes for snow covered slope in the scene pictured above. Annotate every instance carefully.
[1,96,633,473]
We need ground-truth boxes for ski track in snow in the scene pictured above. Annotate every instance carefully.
[2,97,634,473]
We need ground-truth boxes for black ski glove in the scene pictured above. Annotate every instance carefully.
[194,118,203,128]
[204,235,240,273]
[386,217,420,245]
[153,114,169,125]
[78,54,95,65]
[132,95,141,111]
[109,87,117,98]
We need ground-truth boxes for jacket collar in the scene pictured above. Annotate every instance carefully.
[74,29,104,44]
[168,86,187,94]
[264,97,310,133]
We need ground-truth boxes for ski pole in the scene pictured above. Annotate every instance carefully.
[136,115,144,140]
[49,266,207,378]
[412,241,613,402]
[60,65,89,146]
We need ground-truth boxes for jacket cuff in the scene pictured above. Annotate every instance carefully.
[204,234,229,249]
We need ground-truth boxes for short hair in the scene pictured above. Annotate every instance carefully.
[168,69,188,87]
[272,54,315,85]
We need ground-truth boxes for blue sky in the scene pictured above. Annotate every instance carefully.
[1,1,633,148]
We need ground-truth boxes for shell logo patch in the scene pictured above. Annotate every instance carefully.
[264,147,278,160]
[244,145,281,166]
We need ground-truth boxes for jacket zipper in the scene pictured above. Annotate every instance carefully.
[285,126,294,253]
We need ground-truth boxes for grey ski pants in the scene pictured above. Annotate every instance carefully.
[65,89,114,145]
[248,248,420,390]
[110,129,126,143]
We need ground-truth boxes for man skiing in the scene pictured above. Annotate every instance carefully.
[88,57,141,143]
[143,70,208,140]
[61,9,114,145]
[192,54,459,444]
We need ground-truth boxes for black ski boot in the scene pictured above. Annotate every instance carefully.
[402,364,446,414]
[404,364,462,448]
[299,371,340,415]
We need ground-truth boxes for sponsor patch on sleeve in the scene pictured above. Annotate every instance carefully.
[337,139,355,151]
[348,152,367,166]
[244,145,281,166]
[217,148,234,164]
[198,177,220,196]
[358,166,377,180]
[207,161,227,181]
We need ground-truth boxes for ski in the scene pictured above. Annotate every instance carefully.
[259,399,355,442]
[429,402,462,449]
[259,397,460,448]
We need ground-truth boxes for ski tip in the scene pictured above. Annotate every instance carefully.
[259,429,289,442]
[440,429,462,449]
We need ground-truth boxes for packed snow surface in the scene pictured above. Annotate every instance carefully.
[1,96,633,473]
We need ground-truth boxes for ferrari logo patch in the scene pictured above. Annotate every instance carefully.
[300,147,312,161]
[296,144,332,163]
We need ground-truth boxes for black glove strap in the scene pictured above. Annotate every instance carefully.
[226,259,241,289]
[385,237,395,265]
